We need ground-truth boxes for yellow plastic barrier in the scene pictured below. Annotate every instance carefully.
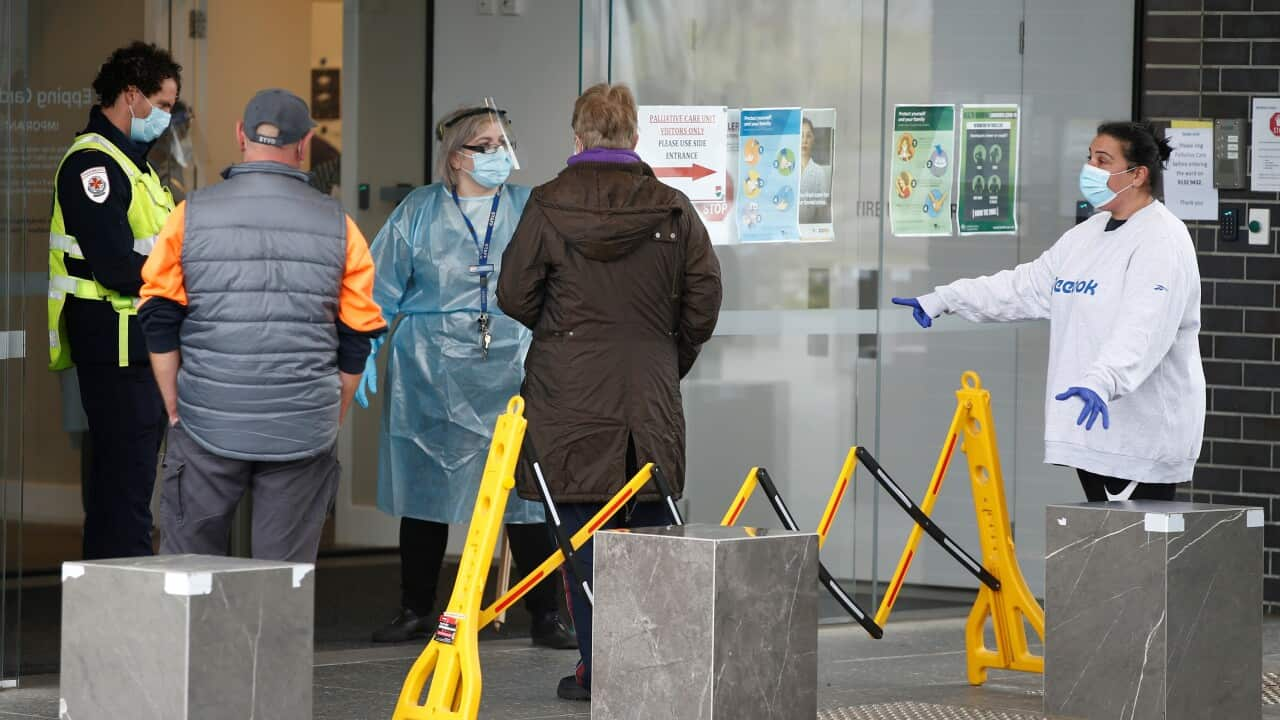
[873,412,965,626]
[391,394,664,718]
[392,396,527,720]
[718,453,883,639]
[956,372,1044,685]
[476,463,656,628]
[872,371,1044,685]
[720,448,856,550]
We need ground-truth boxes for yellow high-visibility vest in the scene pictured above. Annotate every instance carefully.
[47,133,174,369]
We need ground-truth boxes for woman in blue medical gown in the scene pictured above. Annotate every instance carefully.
[359,106,574,647]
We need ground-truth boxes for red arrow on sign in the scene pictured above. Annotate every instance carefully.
[654,163,716,181]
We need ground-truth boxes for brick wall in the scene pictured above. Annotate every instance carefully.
[1143,0,1280,612]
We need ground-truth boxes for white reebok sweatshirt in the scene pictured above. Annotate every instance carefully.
[917,201,1205,484]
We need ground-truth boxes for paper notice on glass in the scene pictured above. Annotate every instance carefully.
[958,105,1019,235]
[1163,127,1217,221]
[637,105,733,245]
[737,107,802,243]
[637,106,728,202]
[889,105,955,236]
[1250,98,1280,192]
[706,110,740,246]
[799,108,835,242]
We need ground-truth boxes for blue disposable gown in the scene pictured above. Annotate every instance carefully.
[370,183,544,524]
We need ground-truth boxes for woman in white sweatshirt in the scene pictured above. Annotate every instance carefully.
[893,121,1205,502]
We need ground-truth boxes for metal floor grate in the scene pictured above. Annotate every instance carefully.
[819,674,1280,719]
[818,703,1045,720]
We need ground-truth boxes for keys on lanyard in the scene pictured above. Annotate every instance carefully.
[453,186,502,360]
[478,312,492,360]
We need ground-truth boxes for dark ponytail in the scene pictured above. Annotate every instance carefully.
[1096,121,1173,197]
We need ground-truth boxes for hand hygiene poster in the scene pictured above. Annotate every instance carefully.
[737,108,802,243]
[958,105,1019,235]
[889,104,955,236]
[799,108,836,241]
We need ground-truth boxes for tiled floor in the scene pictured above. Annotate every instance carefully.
[5,610,1278,719]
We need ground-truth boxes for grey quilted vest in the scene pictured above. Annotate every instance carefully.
[177,161,346,461]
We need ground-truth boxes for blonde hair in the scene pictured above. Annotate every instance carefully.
[434,106,516,187]
[571,83,637,150]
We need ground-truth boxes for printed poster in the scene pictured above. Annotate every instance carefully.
[637,105,728,207]
[799,108,836,242]
[701,109,740,246]
[1164,124,1217,221]
[1250,98,1280,192]
[737,107,802,243]
[958,104,1019,235]
[889,104,955,236]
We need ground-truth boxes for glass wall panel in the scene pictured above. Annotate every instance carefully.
[0,0,27,685]
[593,0,1134,602]
[600,0,887,588]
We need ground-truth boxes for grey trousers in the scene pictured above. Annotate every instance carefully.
[159,423,340,563]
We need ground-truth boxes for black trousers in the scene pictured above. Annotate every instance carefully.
[1077,468,1180,502]
[399,517,559,619]
[76,363,166,559]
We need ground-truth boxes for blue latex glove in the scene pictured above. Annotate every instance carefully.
[1055,386,1110,431]
[354,336,385,409]
[891,297,933,328]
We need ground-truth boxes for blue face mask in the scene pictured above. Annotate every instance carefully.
[1079,163,1136,208]
[467,147,513,188]
[130,94,172,144]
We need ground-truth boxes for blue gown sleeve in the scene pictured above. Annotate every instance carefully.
[370,189,428,324]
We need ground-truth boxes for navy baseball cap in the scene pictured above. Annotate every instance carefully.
[242,89,315,146]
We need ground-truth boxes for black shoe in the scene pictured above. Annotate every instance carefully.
[531,613,578,649]
[371,608,432,643]
[556,673,590,701]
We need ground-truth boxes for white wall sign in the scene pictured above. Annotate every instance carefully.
[1164,126,1217,221]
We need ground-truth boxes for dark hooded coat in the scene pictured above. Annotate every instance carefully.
[497,161,722,503]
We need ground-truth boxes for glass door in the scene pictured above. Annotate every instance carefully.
[585,0,1134,602]
[333,0,431,548]
[0,0,28,686]
[0,0,187,679]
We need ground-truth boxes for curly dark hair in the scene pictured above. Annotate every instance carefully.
[92,41,182,106]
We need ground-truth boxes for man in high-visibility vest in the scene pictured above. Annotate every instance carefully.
[49,41,181,559]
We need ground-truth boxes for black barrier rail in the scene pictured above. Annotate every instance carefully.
[531,457,596,605]
[650,466,686,525]
[532,456,686,608]
[853,447,1001,591]
[754,469,884,639]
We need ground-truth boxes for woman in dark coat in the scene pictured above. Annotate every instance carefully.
[497,82,722,701]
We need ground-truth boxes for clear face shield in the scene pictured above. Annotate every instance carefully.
[167,104,195,168]
[439,99,522,171]
[484,96,520,170]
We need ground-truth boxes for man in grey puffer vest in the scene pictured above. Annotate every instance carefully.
[138,89,386,562]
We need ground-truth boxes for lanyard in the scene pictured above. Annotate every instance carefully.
[451,185,502,317]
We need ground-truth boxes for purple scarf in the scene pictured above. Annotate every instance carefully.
[567,147,643,165]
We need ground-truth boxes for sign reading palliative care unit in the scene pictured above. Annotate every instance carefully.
[637,106,728,205]
[737,107,803,243]
[1164,124,1217,221]
[637,105,732,245]
[958,105,1019,235]
[889,104,955,237]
